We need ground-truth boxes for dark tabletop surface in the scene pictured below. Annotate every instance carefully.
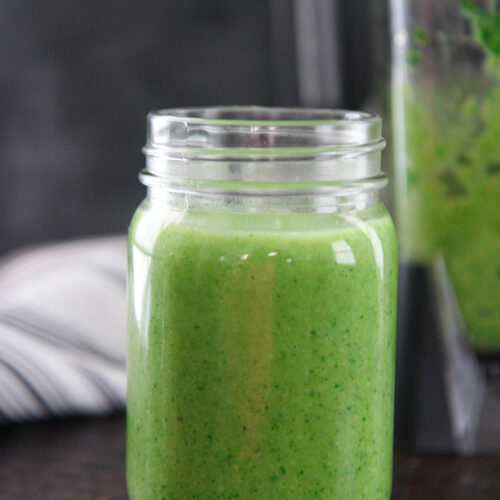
[1,414,500,500]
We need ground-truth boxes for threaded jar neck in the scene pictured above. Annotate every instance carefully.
[141,106,386,196]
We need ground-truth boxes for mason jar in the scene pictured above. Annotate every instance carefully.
[127,107,398,499]
[391,0,500,353]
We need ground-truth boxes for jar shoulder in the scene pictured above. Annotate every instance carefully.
[128,199,396,264]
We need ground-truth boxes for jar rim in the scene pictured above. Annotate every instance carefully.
[144,106,384,154]
[148,106,380,128]
[141,106,386,190]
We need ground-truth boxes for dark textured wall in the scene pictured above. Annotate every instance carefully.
[0,0,276,254]
[0,0,382,255]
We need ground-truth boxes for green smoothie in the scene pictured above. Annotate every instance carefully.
[396,3,500,352]
[127,200,397,499]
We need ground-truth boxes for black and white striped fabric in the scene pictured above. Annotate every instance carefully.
[0,236,127,422]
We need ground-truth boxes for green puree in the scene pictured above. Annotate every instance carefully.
[127,201,397,499]
[398,3,500,352]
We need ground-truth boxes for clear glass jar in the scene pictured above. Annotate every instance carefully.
[127,107,398,499]
[391,0,500,352]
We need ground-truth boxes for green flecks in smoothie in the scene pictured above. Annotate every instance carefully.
[396,2,500,352]
[414,26,429,45]
[462,1,500,58]
[406,27,429,66]
[406,48,422,66]
[127,202,397,499]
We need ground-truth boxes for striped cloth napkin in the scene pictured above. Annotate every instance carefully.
[0,236,127,422]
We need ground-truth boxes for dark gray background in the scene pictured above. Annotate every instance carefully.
[0,0,382,254]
